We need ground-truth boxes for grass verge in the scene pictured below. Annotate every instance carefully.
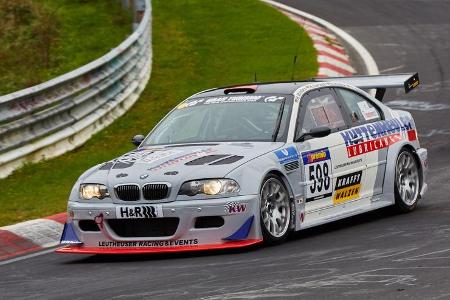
[0,0,317,226]
[0,0,131,95]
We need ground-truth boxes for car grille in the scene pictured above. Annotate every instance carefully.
[115,184,170,201]
[115,184,140,201]
[107,218,179,237]
[143,184,169,200]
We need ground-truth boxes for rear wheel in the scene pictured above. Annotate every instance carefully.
[259,175,292,244]
[394,149,420,212]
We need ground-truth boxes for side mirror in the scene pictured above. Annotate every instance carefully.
[296,126,331,142]
[131,134,145,146]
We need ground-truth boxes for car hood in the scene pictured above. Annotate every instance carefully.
[84,142,284,188]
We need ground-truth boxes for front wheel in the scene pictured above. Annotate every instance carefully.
[259,175,292,244]
[394,149,420,212]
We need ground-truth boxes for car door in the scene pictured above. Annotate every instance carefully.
[334,87,385,198]
[295,88,367,215]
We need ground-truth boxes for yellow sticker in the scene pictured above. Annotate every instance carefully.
[177,103,188,109]
[333,184,360,204]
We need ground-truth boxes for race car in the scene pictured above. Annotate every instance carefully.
[57,73,427,254]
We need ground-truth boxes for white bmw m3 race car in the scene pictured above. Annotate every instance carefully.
[57,73,428,254]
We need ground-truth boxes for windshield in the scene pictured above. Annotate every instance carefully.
[144,95,292,145]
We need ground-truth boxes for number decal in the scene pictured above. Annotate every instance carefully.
[316,163,323,191]
[302,148,333,202]
[309,165,316,193]
[323,163,330,190]
[306,161,331,201]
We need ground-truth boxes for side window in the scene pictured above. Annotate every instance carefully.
[335,88,381,125]
[297,88,346,138]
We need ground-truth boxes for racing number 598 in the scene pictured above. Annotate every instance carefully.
[308,162,330,193]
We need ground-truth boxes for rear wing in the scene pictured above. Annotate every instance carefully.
[313,73,419,101]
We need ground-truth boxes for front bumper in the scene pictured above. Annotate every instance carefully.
[56,239,261,254]
[56,195,263,254]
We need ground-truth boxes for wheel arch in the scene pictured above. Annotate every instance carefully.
[263,169,298,230]
[398,144,424,198]
[263,169,296,201]
[260,169,298,239]
[385,142,423,200]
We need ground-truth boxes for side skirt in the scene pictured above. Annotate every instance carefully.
[300,197,393,230]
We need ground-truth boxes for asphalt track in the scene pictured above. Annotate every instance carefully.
[1,1,450,299]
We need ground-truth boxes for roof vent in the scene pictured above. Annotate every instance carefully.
[224,84,257,94]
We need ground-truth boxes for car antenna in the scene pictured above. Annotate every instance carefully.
[290,55,297,81]
[290,34,303,81]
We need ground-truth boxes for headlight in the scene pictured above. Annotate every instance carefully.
[79,184,110,200]
[178,179,240,196]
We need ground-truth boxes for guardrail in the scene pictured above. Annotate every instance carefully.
[0,0,152,178]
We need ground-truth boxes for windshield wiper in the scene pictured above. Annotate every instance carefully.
[272,99,285,142]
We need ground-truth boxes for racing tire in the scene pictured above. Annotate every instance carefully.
[394,148,421,212]
[259,174,293,245]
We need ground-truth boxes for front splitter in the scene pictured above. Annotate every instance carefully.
[55,239,262,255]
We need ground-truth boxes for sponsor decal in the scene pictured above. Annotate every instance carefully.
[140,173,149,179]
[112,149,181,169]
[97,239,199,248]
[303,148,333,202]
[141,149,180,163]
[347,133,402,158]
[290,201,296,228]
[340,116,417,158]
[177,95,284,109]
[94,213,104,230]
[274,146,299,164]
[116,205,163,219]
[264,96,285,103]
[294,82,341,97]
[225,202,247,214]
[333,171,362,204]
[295,196,304,204]
[357,101,379,121]
[301,147,330,165]
[334,158,363,170]
[116,173,128,178]
[148,148,216,171]
[177,98,206,109]
[60,223,82,245]
[205,95,262,104]
[164,171,179,176]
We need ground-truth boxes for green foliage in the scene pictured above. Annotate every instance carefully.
[0,0,57,90]
[0,0,131,95]
[0,0,317,226]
